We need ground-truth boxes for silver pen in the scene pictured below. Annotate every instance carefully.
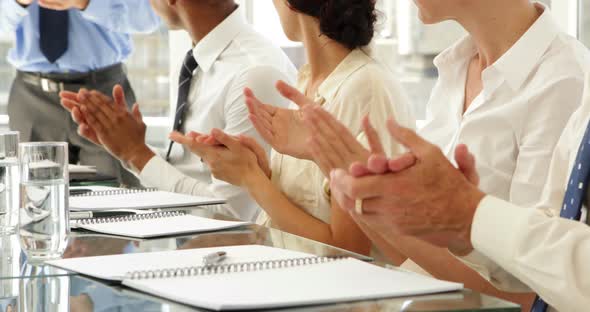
[202,251,227,266]
[70,211,93,220]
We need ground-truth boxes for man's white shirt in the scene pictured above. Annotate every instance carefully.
[461,74,590,312]
[135,8,297,221]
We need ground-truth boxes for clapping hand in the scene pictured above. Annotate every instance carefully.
[245,81,317,160]
[169,129,271,186]
[329,118,485,254]
[60,88,99,145]
[302,105,383,178]
[60,85,154,170]
[16,0,34,6]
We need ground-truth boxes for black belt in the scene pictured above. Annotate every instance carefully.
[18,63,126,93]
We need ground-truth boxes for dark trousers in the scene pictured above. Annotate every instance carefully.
[7,64,139,186]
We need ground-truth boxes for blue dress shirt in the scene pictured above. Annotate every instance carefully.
[0,0,160,73]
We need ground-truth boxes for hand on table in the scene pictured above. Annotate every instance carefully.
[37,0,89,10]
[169,129,270,187]
[245,81,317,160]
[329,118,485,255]
[60,85,154,171]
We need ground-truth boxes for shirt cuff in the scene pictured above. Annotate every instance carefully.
[138,155,182,190]
[471,195,527,268]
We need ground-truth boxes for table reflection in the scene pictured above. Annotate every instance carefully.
[1,206,370,281]
[0,274,521,312]
[0,206,519,312]
[19,274,69,312]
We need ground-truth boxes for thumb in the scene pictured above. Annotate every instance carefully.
[211,129,239,149]
[112,85,127,109]
[455,144,480,186]
[386,118,430,155]
[132,103,143,122]
[276,80,313,108]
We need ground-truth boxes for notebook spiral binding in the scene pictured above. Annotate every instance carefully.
[76,211,186,225]
[125,256,346,280]
[71,188,158,197]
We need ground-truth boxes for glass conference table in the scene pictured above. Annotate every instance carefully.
[0,205,521,312]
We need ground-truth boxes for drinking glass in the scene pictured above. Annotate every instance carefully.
[20,271,70,312]
[0,131,20,235]
[1,235,20,309]
[18,142,69,261]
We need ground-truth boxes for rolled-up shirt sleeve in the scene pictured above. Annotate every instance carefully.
[467,195,590,312]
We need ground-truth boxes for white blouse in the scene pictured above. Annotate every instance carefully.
[419,4,590,208]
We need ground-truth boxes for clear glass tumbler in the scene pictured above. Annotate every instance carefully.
[0,131,20,235]
[18,142,69,261]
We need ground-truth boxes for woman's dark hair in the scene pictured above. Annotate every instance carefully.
[286,0,377,50]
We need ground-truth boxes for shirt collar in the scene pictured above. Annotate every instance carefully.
[490,2,559,91]
[434,2,559,93]
[299,49,372,103]
[192,7,246,73]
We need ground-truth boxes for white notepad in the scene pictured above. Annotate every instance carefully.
[71,211,250,238]
[69,188,226,211]
[48,245,463,311]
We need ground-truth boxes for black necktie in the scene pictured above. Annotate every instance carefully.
[39,7,69,63]
[166,50,199,161]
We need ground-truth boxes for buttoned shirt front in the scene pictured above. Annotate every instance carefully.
[419,3,590,208]
[137,8,297,221]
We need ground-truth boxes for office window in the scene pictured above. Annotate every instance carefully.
[580,0,590,47]
[126,28,171,118]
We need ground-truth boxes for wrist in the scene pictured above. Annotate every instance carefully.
[243,167,269,190]
[126,145,155,173]
[449,185,486,256]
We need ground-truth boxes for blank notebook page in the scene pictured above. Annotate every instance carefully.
[75,214,250,238]
[70,191,225,211]
[47,245,462,311]
[124,257,462,310]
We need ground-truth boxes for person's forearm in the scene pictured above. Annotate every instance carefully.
[353,219,408,265]
[80,0,160,34]
[125,144,155,173]
[384,235,535,310]
[244,170,368,254]
[472,196,590,311]
[0,0,30,33]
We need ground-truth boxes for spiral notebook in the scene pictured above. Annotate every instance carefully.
[71,211,250,238]
[47,245,463,311]
[69,188,226,212]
